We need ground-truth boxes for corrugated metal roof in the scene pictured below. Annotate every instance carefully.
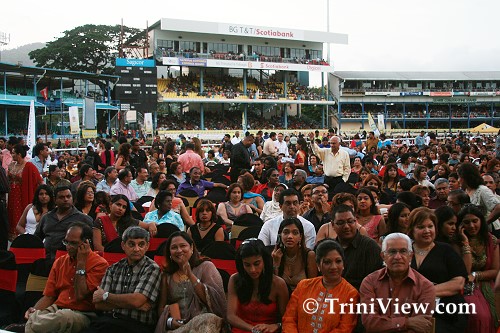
[332,71,500,81]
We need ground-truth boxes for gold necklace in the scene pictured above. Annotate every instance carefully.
[177,271,189,282]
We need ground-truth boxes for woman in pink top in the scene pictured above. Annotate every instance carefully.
[356,187,386,240]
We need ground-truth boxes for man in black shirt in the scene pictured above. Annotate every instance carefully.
[230,135,254,183]
[130,139,148,171]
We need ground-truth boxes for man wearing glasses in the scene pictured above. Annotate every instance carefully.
[302,184,332,233]
[330,204,383,291]
[35,186,93,262]
[360,233,435,333]
[258,188,316,249]
[23,223,108,333]
[84,226,161,333]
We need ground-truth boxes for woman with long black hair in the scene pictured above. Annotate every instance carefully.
[227,238,289,333]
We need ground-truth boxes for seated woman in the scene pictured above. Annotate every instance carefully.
[92,194,156,252]
[381,163,400,203]
[356,187,386,240]
[169,162,186,185]
[409,207,468,333]
[227,238,289,333]
[16,184,55,235]
[435,205,461,249]
[217,184,252,232]
[278,162,295,187]
[74,181,100,220]
[410,185,431,208]
[238,173,265,216]
[187,199,224,252]
[271,218,317,292]
[282,239,359,333]
[157,231,227,332]
[257,168,280,202]
[146,172,167,197]
[459,204,499,333]
[379,202,411,243]
[260,184,287,223]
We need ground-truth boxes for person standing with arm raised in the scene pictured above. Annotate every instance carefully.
[308,133,350,196]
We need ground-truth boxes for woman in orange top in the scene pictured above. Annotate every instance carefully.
[282,239,359,333]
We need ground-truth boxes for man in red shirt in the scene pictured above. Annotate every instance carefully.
[24,222,108,333]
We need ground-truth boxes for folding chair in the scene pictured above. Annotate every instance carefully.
[201,241,237,276]
[230,214,264,247]
[103,238,126,265]
[156,223,180,238]
[22,258,52,313]
[0,250,20,325]
[217,268,231,293]
[10,234,46,285]
[205,187,228,205]
[233,225,262,250]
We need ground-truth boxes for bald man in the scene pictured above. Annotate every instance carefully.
[309,133,350,193]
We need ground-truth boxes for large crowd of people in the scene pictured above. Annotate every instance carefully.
[159,73,325,101]
[157,111,320,131]
[0,128,500,333]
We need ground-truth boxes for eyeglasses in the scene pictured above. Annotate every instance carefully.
[334,220,356,226]
[312,190,328,195]
[384,249,411,257]
[62,239,82,247]
[241,238,261,246]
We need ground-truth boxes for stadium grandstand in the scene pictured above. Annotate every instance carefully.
[0,62,119,137]
[330,71,500,133]
[147,18,346,134]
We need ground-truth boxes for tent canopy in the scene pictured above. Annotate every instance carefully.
[469,123,499,133]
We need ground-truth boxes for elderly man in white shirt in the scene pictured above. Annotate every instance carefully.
[258,188,316,249]
[309,133,351,193]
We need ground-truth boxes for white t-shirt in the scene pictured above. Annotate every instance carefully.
[258,214,316,250]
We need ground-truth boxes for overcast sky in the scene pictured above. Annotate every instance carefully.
[2,0,500,72]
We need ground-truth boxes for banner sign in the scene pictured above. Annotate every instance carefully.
[377,114,385,131]
[82,129,98,139]
[126,111,137,123]
[162,57,334,72]
[218,23,305,41]
[430,92,452,97]
[469,91,496,96]
[144,113,153,134]
[116,58,155,67]
[68,106,80,135]
[433,98,477,104]
[400,92,423,96]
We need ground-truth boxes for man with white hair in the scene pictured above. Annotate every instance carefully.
[308,133,350,193]
[360,233,435,333]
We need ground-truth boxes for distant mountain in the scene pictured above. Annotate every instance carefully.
[0,43,45,66]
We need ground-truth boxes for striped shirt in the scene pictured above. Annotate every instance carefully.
[100,256,161,325]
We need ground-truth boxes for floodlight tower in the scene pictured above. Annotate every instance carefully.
[0,31,10,61]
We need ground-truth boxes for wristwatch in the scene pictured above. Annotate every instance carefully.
[75,269,86,276]
[102,291,109,302]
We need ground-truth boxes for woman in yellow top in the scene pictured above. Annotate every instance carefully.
[282,239,359,333]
